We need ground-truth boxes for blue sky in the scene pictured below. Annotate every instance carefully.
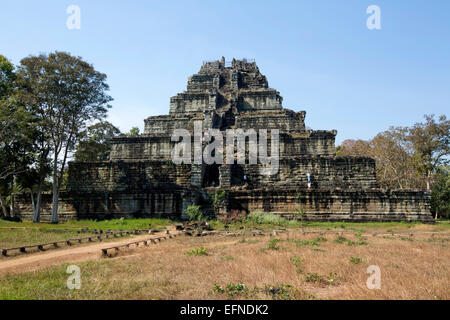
[1,0,449,144]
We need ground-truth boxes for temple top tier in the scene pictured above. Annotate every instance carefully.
[198,57,264,83]
[169,57,283,115]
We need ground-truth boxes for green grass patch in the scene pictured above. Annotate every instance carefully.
[304,272,322,283]
[0,218,173,248]
[333,236,348,244]
[213,283,248,297]
[265,284,295,300]
[289,236,326,247]
[267,238,281,250]
[220,255,235,261]
[349,257,363,264]
[0,218,173,231]
[225,283,248,297]
[185,247,208,256]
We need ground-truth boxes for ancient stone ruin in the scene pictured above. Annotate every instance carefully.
[14,58,433,222]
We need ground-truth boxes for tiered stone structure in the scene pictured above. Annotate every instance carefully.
[14,58,433,222]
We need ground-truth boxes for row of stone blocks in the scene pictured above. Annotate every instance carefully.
[13,187,433,223]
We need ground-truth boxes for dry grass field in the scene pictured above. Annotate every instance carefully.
[0,221,448,300]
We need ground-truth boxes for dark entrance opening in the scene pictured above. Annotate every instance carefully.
[231,164,245,186]
[203,164,220,187]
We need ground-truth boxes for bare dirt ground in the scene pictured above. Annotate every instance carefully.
[0,229,176,276]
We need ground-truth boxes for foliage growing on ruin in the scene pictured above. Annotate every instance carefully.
[185,205,203,221]
[74,122,121,162]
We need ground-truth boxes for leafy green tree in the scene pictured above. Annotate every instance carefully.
[128,127,140,136]
[185,205,203,221]
[15,52,113,223]
[337,115,449,192]
[408,115,450,190]
[0,54,14,98]
[74,121,121,162]
[0,54,39,218]
[431,167,450,219]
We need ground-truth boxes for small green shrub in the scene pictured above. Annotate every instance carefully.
[290,239,319,247]
[213,283,248,297]
[213,283,225,294]
[304,272,322,283]
[346,234,368,246]
[268,238,280,250]
[226,283,248,296]
[185,247,208,256]
[185,205,203,221]
[290,255,304,267]
[245,211,287,225]
[266,284,294,300]
[112,217,127,225]
[327,272,340,285]
[213,190,227,206]
[290,255,304,273]
[333,236,348,244]
[350,257,363,264]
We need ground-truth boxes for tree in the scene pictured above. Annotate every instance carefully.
[128,127,140,136]
[430,167,450,220]
[0,56,16,216]
[370,128,421,190]
[15,52,113,223]
[408,115,450,190]
[336,139,371,157]
[0,54,38,218]
[337,115,449,192]
[337,133,419,189]
[0,54,14,98]
[74,121,121,162]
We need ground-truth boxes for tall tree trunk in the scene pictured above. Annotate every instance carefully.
[50,150,59,224]
[51,133,73,224]
[50,174,59,224]
[0,193,8,217]
[30,190,35,216]
[33,181,42,223]
[10,175,15,218]
[50,187,59,224]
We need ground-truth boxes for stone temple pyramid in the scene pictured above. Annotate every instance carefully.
[15,58,433,222]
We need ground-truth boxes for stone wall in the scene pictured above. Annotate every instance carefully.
[169,92,210,114]
[110,129,336,162]
[110,136,174,161]
[235,110,305,131]
[144,116,193,135]
[14,190,191,221]
[13,192,77,222]
[225,156,378,189]
[67,161,191,192]
[225,189,433,222]
[238,90,283,111]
